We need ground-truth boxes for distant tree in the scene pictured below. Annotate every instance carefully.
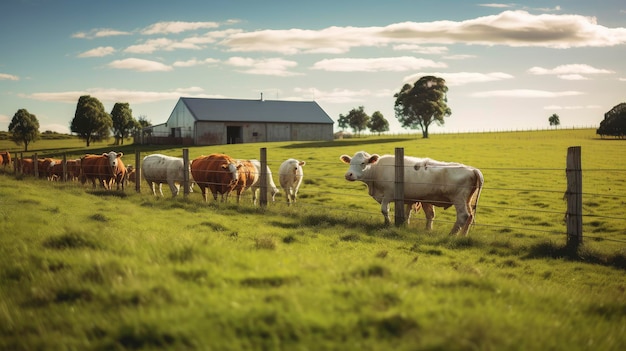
[110,102,137,145]
[597,102,626,139]
[394,76,451,138]
[337,114,350,131]
[341,106,370,136]
[548,113,560,127]
[368,111,389,135]
[136,115,152,137]
[70,95,112,147]
[8,108,40,151]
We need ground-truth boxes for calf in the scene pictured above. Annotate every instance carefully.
[278,158,306,205]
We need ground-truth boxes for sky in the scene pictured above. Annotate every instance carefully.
[1,0,625,135]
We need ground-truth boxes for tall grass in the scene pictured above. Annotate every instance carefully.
[1,129,625,350]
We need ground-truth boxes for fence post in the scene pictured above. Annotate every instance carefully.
[135,150,141,193]
[566,146,583,249]
[394,147,405,226]
[62,153,68,182]
[259,147,268,207]
[182,148,190,197]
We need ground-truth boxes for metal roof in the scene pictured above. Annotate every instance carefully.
[180,97,334,124]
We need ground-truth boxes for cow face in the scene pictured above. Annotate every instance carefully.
[340,151,380,181]
[221,162,241,185]
[103,151,123,173]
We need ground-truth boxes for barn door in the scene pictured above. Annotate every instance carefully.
[227,126,242,144]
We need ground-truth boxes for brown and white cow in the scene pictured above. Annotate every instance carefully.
[233,159,259,203]
[0,151,11,168]
[340,151,483,236]
[191,153,241,202]
[80,151,126,190]
[278,158,305,205]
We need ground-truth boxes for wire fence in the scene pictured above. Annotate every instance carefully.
[5,148,626,246]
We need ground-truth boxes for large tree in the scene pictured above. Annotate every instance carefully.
[340,106,370,136]
[8,109,40,151]
[548,113,560,127]
[70,95,112,146]
[597,102,626,139]
[110,102,137,145]
[394,76,451,138]
[368,111,389,135]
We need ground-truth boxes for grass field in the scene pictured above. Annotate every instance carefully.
[1,129,625,350]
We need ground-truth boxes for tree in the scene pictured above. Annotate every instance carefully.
[70,95,112,147]
[368,111,389,135]
[341,106,370,136]
[394,76,451,138]
[548,113,560,127]
[8,109,40,151]
[110,102,137,145]
[597,102,626,139]
[337,113,350,132]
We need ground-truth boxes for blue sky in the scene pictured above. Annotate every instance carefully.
[1,0,625,134]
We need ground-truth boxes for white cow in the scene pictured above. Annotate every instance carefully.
[278,159,306,205]
[141,154,194,197]
[340,151,483,236]
[249,159,280,205]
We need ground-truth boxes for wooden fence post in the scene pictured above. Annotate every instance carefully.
[394,147,405,226]
[259,147,268,207]
[135,150,141,193]
[182,148,190,197]
[62,153,68,182]
[566,146,583,249]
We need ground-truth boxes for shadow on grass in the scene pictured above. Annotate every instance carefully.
[524,241,626,271]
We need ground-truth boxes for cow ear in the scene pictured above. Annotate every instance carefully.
[299,161,306,167]
[368,154,380,164]
[102,153,108,156]
[117,152,124,158]
[340,155,351,164]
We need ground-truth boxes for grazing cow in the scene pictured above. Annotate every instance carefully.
[249,159,280,205]
[191,153,241,202]
[141,154,193,197]
[0,151,11,168]
[80,151,125,190]
[340,151,483,236]
[40,158,61,180]
[47,159,65,181]
[278,158,306,205]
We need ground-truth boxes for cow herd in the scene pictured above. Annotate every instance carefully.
[5,149,483,235]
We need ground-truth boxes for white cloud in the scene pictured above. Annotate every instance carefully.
[443,54,477,60]
[78,46,116,58]
[173,58,220,67]
[543,104,602,110]
[219,11,626,54]
[21,88,220,104]
[107,58,172,72]
[141,21,221,35]
[403,72,514,86]
[124,38,203,54]
[311,57,447,72]
[0,73,19,81]
[528,64,614,75]
[72,28,130,39]
[478,3,514,8]
[558,74,588,81]
[225,57,302,76]
[471,89,584,98]
[392,44,449,55]
[293,87,388,104]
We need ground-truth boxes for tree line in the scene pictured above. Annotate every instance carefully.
[7,95,151,151]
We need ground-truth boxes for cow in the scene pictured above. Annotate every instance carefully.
[66,159,81,181]
[40,158,61,180]
[232,159,258,203]
[278,158,306,205]
[0,151,11,168]
[340,151,483,236]
[17,158,34,176]
[190,153,241,202]
[80,151,125,190]
[249,159,280,205]
[47,159,65,181]
[141,154,194,197]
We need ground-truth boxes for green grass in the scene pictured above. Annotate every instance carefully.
[1,129,625,350]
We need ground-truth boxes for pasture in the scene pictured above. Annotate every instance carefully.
[0,129,625,350]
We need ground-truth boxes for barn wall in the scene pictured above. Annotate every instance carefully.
[291,123,333,141]
[195,122,226,145]
[192,121,333,145]
[166,100,195,138]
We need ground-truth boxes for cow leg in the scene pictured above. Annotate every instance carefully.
[168,181,177,197]
[423,203,435,231]
[459,202,475,236]
[380,200,391,226]
[450,203,470,236]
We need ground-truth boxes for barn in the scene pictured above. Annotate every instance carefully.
[138,97,334,145]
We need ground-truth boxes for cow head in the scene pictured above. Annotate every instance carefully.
[221,161,242,186]
[103,151,123,174]
[340,151,380,181]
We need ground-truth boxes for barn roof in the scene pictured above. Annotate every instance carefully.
[180,97,334,124]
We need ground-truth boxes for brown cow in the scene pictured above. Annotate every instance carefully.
[233,159,259,203]
[80,152,125,190]
[191,153,241,202]
[17,158,34,176]
[0,151,11,168]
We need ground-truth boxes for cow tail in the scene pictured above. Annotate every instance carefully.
[471,169,484,224]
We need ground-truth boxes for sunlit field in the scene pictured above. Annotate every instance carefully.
[1,129,625,350]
